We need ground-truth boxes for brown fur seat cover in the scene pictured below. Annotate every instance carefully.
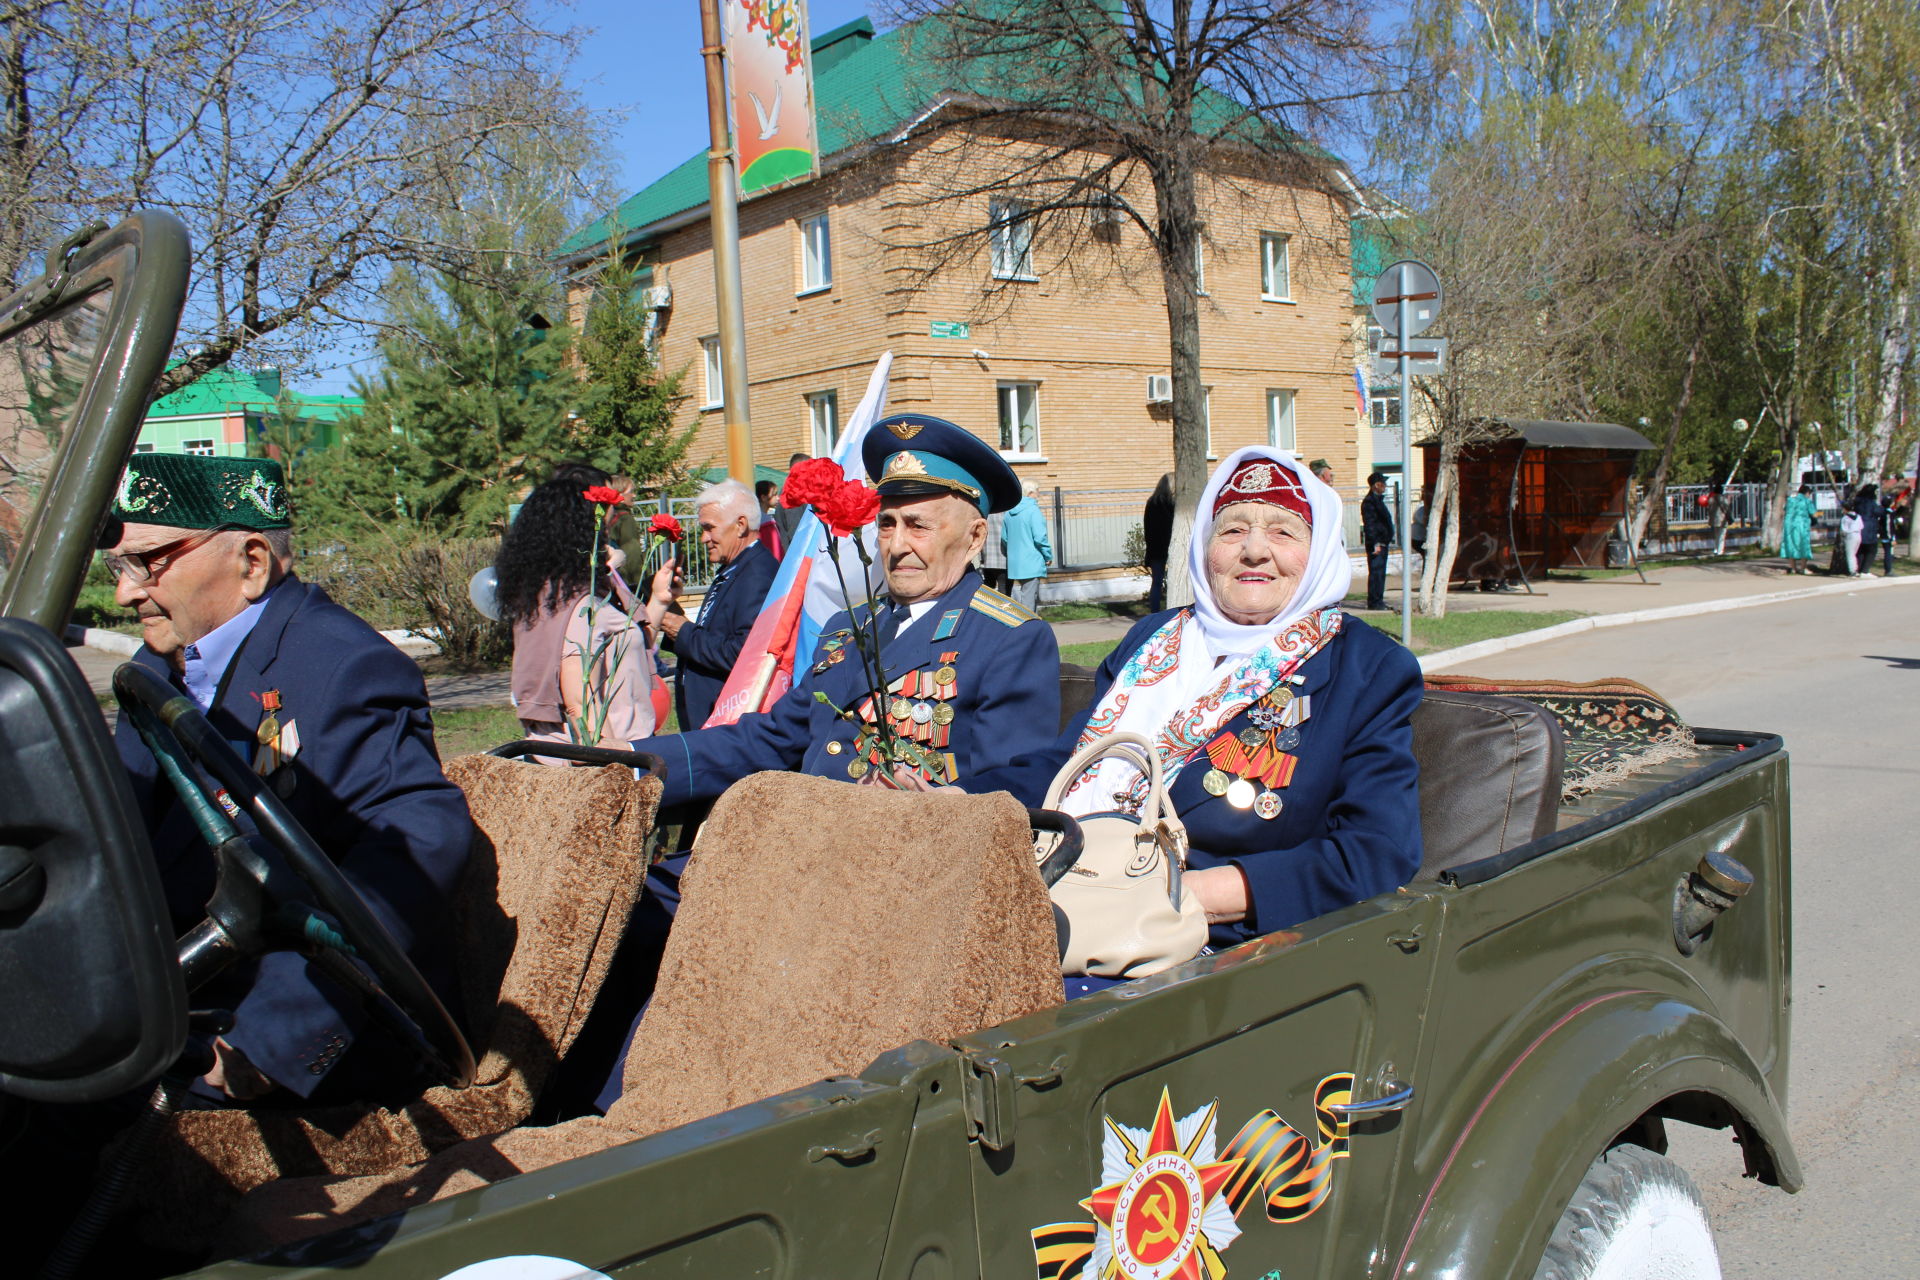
[219,772,1062,1256]
[139,755,659,1251]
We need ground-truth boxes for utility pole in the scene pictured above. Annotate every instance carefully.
[698,0,754,484]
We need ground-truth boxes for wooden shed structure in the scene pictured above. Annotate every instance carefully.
[1421,419,1653,589]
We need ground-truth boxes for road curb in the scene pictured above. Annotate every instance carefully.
[64,625,142,657]
[1418,573,1920,672]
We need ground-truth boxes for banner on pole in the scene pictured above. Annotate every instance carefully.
[727,0,819,197]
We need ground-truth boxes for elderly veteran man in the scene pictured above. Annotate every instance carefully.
[633,414,1060,802]
[103,454,472,1105]
[649,478,778,731]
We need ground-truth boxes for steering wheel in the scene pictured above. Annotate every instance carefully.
[112,662,475,1090]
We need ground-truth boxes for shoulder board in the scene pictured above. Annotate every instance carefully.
[969,585,1040,626]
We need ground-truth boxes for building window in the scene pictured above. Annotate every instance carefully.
[1204,388,1214,458]
[1193,235,1207,295]
[1371,393,1401,428]
[1259,232,1291,300]
[997,381,1040,454]
[133,442,155,453]
[1266,389,1296,451]
[701,336,724,408]
[182,438,215,456]
[808,389,841,455]
[800,213,831,293]
[989,199,1035,280]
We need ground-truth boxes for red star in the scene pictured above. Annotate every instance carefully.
[1082,1089,1243,1280]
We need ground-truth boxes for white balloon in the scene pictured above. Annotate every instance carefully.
[436,1257,610,1280]
[468,566,502,622]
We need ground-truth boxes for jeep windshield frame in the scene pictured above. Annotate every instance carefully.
[0,212,190,632]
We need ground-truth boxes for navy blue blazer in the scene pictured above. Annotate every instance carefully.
[965,611,1422,946]
[113,577,472,1100]
[669,539,778,730]
[636,571,1060,808]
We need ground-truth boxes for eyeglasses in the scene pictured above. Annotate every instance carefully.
[103,528,230,584]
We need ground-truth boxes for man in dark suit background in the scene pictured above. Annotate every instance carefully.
[104,454,471,1106]
[649,478,778,730]
[1362,471,1395,611]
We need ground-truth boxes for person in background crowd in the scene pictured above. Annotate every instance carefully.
[1003,479,1053,613]
[1411,485,1432,564]
[104,453,471,1104]
[980,505,1008,591]
[604,475,648,578]
[1852,482,1882,576]
[1309,459,1335,487]
[1361,471,1394,610]
[1143,473,1174,612]
[773,452,810,550]
[649,478,779,731]
[1779,483,1816,575]
[1878,479,1899,575]
[1839,501,1864,578]
[755,479,783,561]
[496,467,663,754]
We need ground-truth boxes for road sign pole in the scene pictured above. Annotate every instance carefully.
[1397,266,1413,647]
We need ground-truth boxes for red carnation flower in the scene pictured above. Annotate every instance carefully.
[782,457,844,509]
[818,479,880,537]
[649,512,685,542]
[582,485,623,506]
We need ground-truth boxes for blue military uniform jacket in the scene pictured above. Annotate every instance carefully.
[965,610,1422,947]
[669,539,778,731]
[638,571,1060,808]
[113,577,473,1100]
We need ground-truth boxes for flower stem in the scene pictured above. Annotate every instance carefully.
[823,528,895,758]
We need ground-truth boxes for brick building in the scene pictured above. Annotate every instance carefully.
[562,16,1367,582]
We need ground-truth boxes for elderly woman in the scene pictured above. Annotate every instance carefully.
[966,446,1422,993]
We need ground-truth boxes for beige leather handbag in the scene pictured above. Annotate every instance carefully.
[1039,732,1209,978]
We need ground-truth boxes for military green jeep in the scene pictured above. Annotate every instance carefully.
[2,218,1796,1280]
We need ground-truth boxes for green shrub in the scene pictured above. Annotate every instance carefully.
[305,535,509,670]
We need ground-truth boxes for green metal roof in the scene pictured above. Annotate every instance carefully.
[562,10,1337,259]
[146,365,362,422]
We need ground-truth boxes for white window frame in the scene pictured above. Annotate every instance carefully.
[989,199,1036,281]
[1371,393,1401,429]
[1266,388,1297,451]
[133,441,155,453]
[799,212,832,294]
[997,381,1043,458]
[700,336,724,409]
[1193,234,1208,295]
[182,438,216,456]
[808,389,841,455]
[1259,231,1292,301]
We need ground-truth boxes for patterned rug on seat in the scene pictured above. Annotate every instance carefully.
[1423,675,1698,799]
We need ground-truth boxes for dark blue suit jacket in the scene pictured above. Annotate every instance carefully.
[669,539,778,731]
[965,611,1422,945]
[113,577,472,1100]
[636,571,1060,808]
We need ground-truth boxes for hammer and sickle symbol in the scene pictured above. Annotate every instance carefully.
[1135,1186,1183,1249]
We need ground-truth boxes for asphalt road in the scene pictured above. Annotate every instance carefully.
[1449,584,1920,1275]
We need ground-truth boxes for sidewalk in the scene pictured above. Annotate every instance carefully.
[63,556,1910,710]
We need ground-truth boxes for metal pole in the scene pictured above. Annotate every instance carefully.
[1397,265,1413,647]
[699,0,754,485]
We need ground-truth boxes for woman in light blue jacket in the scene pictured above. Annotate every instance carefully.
[1003,481,1053,612]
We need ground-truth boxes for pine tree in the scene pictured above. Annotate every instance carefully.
[310,260,579,540]
[573,254,694,488]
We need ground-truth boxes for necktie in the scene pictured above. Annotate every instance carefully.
[873,600,902,649]
[696,564,730,625]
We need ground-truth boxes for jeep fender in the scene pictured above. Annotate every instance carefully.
[1390,989,1800,1280]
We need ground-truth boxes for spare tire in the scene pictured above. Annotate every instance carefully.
[1534,1143,1721,1280]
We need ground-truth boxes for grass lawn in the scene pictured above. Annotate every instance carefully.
[1039,600,1150,623]
[1352,608,1588,654]
[1059,639,1120,669]
[430,705,522,757]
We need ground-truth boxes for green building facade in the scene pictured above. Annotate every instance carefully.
[138,366,360,458]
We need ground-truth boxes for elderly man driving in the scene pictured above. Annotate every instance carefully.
[104,454,471,1105]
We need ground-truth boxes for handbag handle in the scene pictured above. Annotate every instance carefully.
[1043,732,1185,851]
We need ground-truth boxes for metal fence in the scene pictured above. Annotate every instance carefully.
[1640,481,1851,556]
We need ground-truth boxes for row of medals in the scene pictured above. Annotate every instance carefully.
[834,663,957,779]
[1201,682,1306,821]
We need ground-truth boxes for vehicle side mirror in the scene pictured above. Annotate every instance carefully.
[0,619,185,1101]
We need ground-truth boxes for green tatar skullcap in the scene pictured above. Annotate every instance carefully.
[114,453,292,530]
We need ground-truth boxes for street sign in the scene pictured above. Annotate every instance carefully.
[1372,336,1447,381]
[1371,259,1442,337]
[929,320,971,339]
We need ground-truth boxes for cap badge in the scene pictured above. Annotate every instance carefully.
[887,419,925,440]
[883,451,930,478]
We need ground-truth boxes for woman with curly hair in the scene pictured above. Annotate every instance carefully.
[495,465,667,752]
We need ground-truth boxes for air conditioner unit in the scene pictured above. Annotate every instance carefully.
[641,285,673,310]
[1146,374,1173,404]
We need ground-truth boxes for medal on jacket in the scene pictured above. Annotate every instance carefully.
[1202,688,1308,819]
[253,690,286,775]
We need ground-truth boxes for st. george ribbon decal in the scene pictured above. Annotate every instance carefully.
[1031,1074,1354,1280]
